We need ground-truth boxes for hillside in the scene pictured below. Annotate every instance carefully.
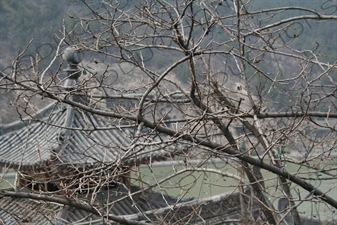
[0,0,336,123]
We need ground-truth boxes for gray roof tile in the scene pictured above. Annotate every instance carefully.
[0,187,264,224]
[0,193,62,225]
[0,103,188,169]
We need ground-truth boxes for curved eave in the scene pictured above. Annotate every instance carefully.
[0,159,53,171]
[0,104,66,171]
[0,103,191,170]
[0,102,62,135]
[54,146,188,169]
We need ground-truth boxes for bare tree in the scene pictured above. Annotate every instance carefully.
[1,0,337,224]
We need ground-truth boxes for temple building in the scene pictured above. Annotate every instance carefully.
[0,47,329,225]
[0,47,260,224]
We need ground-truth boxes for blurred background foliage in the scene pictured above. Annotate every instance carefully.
[0,0,336,122]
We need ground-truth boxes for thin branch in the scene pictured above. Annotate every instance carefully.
[0,190,150,225]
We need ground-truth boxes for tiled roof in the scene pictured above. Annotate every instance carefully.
[0,102,188,170]
[1,186,331,225]
[0,186,191,225]
[0,103,65,169]
[0,187,262,225]
[61,185,188,224]
[0,191,61,225]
